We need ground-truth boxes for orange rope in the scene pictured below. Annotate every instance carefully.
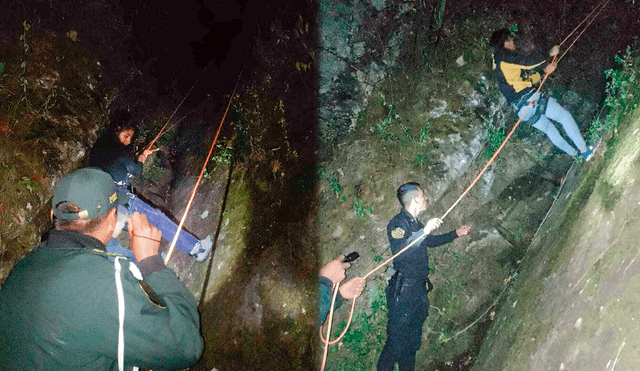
[318,4,609,370]
[319,298,357,345]
[318,59,557,366]
[163,71,243,265]
[145,59,215,152]
[558,0,609,49]
[558,0,609,63]
[320,2,608,365]
[320,281,340,371]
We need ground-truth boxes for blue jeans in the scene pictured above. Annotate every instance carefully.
[516,92,586,156]
[106,191,198,259]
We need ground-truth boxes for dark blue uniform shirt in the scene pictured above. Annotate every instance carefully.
[387,209,458,281]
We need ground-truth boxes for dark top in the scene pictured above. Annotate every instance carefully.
[318,275,344,326]
[387,209,458,281]
[0,230,203,370]
[89,132,142,189]
[492,47,548,105]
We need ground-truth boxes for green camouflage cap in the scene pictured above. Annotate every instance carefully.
[52,168,118,220]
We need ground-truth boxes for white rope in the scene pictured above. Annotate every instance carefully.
[114,257,126,371]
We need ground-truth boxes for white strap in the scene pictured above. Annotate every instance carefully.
[114,257,126,371]
[128,261,143,280]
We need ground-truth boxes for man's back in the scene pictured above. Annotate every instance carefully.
[0,230,203,370]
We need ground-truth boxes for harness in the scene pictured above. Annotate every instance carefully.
[512,91,549,124]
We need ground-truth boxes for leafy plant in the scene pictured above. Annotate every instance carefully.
[17,177,39,193]
[353,196,373,218]
[586,117,606,148]
[484,124,506,159]
[514,229,522,243]
[416,153,427,166]
[419,122,430,144]
[330,280,388,371]
[330,177,346,201]
[603,47,639,130]
[9,20,33,125]
[294,61,310,71]
[374,105,397,134]
[211,140,234,164]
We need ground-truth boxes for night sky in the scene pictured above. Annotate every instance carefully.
[119,0,252,106]
[0,0,312,110]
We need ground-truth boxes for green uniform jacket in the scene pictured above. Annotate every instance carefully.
[0,230,203,370]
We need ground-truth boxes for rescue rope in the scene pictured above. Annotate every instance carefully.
[557,0,610,63]
[320,281,341,371]
[163,69,243,264]
[319,63,554,361]
[319,6,610,360]
[145,59,216,152]
[557,0,610,55]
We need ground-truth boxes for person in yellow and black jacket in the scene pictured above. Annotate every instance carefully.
[0,168,203,370]
[489,28,595,161]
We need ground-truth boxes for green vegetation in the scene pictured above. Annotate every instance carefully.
[353,196,373,218]
[330,177,346,201]
[598,47,640,150]
[484,123,506,159]
[211,140,234,164]
[586,117,606,145]
[0,24,105,276]
[328,279,388,371]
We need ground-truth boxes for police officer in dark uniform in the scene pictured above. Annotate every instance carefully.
[377,182,471,371]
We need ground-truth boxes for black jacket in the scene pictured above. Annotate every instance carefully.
[492,47,548,105]
[89,133,142,189]
[387,209,458,281]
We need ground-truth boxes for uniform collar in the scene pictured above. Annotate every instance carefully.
[43,229,107,251]
[400,208,419,223]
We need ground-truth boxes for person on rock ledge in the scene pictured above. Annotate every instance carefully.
[89,112,212,263]
[489,28,595,162]
[377,182,472,371]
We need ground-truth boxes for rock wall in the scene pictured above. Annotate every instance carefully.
[316,3,610,369]
[472,53,640,371]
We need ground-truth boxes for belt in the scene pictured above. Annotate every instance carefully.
[391,271,432,293]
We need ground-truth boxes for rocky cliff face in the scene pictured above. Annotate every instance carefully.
[317,0,640,369]
[0,31,106,280]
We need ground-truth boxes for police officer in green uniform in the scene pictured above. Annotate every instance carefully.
[377,182,471,371]
[0,168,203,370]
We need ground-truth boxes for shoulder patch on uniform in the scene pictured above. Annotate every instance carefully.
[391,227,406,239]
